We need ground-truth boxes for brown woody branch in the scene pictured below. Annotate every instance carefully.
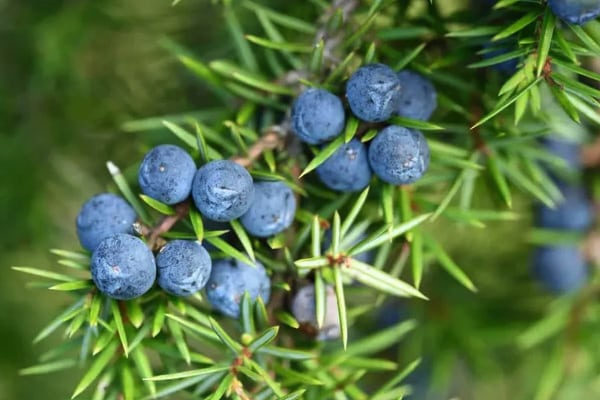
[230,129,283,168]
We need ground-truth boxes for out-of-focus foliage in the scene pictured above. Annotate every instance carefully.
[0,0,224,398]
[5,0,600,399]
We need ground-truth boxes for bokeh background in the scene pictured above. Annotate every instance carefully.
[0,1,228,397]
[1,1,593,399]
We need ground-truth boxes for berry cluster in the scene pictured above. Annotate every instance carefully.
[75,63,438,324]
[291,63,436,192]
[76,145,296,317]
[532,136,593,294]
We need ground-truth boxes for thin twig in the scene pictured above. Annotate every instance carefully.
[231,129,283,168]
[582,133,600,167]
[469,97,491,155]
[582,56,600,166]
[582,231,600,264]
[146,202,190,250]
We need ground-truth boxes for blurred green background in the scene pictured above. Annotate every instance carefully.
[0,0,227,397]
[1,1,595,399]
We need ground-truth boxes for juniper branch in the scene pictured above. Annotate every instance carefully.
[146,202,190,250]
[231,128,284,168]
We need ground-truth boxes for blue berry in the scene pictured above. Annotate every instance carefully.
[395,71,437,121]
[346,63,401,122]
[537,183,593,231]
[291,284,340,340]
[540,136,581,171]
[191,160,254,222]
[368,125,430,185]
[532,245,588,294]
[548,0,600,25]
[316,139,372,192]
[138,144,196,205]
[240,181,297,238]
[291,88,346,145]
[76,193,137,252]
[156,240,212,297]
[91,233,156,300]
[205,258,271,318]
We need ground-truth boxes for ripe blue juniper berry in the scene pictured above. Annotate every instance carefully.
[532,245,588,294]
[532,134,591,294]
[240,180,297,238]
[540,135,582,173]
[368,125,430,185]
[395,70,437,121]
[316,138,372,192]
[536,183,593,231]
[548,0,600,26]
[346,63,401,122]
[76,193,137,252]
[291,88,346,145]
[205,258,271,318]
[91,233,156,300]
[291,284,340,341]
[537,136,591,231]
[192,159,254,222]
[138,144,196,205]
[156,240,212,297]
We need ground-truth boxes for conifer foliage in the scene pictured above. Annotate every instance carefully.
[15,0,600,399]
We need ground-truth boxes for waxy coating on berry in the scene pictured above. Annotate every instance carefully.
[395,71,437,121]
[76,193,137,252]
[205,258,271,318]
[91,233,156,300]
[191,160,254,222]
[548,0,600,26]
[138,144,196,205]
[346,63,401,122]
[240,181,297,238]
[316,138,372,192]
[156,240,212,297]
[368,125,430,185]
[532,245,588,294]
[537,183,593,231]
[291,284,340,340]
[291,88,346,145]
